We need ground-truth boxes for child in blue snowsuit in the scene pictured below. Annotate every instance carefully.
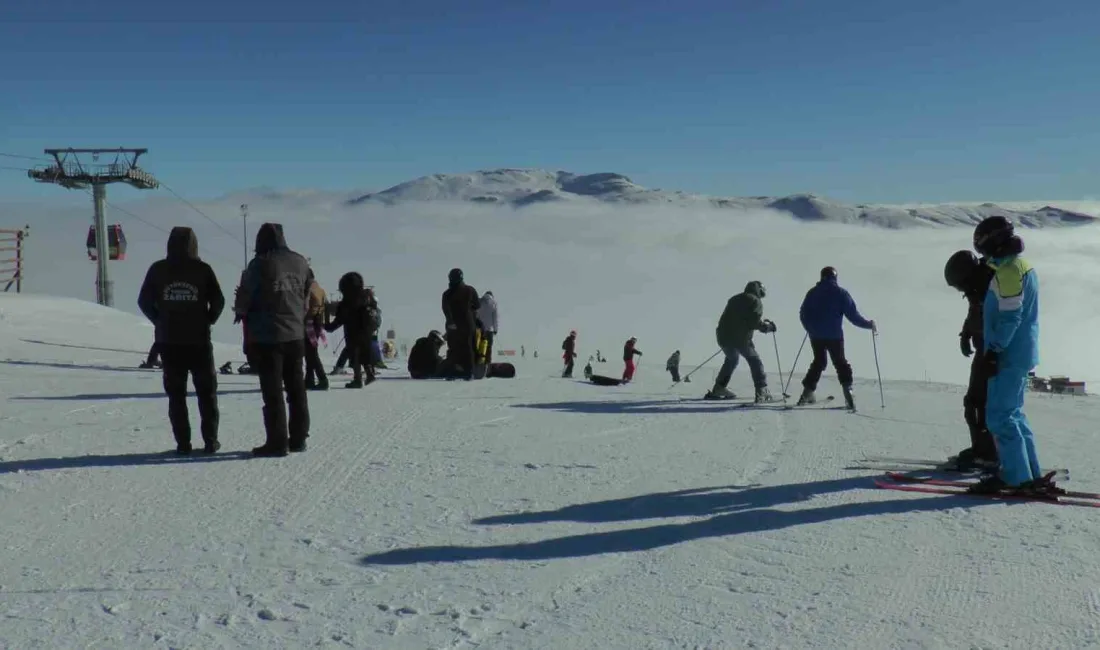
[969,216,1051,495]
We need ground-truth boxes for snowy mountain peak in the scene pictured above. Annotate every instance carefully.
[347,168,1098,229]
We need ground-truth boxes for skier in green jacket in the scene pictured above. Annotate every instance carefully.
[706,280,776,402]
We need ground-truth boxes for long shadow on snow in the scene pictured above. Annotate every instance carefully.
[11,388,262,401]
[0,450,253,474]
[19,338,150,355]
[513,398,805,416]
[361,476,985,565]
[0,359,156,374]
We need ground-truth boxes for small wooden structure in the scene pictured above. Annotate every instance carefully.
[0,226,29,293]
[1029,373,1087,396]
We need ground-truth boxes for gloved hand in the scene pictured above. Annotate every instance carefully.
[760,319,777,334]
[978,349,999,377]
[233,314,242,325]
[959,333,973,357]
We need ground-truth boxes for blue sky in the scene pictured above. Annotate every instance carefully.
[2,0,1098,204]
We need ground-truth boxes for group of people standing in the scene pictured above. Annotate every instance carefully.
[138,222,377,458]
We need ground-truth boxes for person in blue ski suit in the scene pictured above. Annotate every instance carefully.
[797,266,876,409]
[968,216,1048,495]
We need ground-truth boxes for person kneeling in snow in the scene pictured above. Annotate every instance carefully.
[408,330,446,379]
[325,272,378,389]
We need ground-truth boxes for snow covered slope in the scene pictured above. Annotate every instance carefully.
[347,168,1098,228]
[2,293,1100,648]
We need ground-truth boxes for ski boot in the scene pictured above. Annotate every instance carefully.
[139,360,161,370]
[754,386,774,404]
[704,385,736,400]
[842,384,856,411]
[796,388,816,406]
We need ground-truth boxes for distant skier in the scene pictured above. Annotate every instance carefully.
[583,359,593,379]
[441,268,480,380]
[967,216,1050,496]
[622,337,642,382]
[666,350,681,383]
[707,280,776,402]
[796,266,876,410]
[407,330,446,379]
[944,249,998,470]
[562,330,577,378]
[137,227,225,454]
[324,272,378,388]
[477,291,499,367]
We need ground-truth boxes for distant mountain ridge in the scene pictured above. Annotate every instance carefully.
[346,168,1097,229]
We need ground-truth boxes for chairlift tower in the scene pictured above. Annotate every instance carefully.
[28,148,159,307]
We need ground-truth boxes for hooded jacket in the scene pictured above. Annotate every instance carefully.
[137,227,225,345]
[325,272,379,344]
[477,292,499,333]
[234,222,313,344]
[798,276,874,340]
[442,278,480,332]
[716,281,768,347]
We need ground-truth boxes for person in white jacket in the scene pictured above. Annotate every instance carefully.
[477,291,499,366]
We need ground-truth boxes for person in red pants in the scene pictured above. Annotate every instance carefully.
[622,337,642,382]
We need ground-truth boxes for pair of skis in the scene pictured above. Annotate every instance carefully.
[874,472,1100,508]
[862,455,1091,507]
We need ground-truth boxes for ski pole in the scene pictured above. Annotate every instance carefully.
[771,331,789,401]
[672,349,721,389]
[782,332,808,396]
[334,336,345,356]
[872,329,885,408]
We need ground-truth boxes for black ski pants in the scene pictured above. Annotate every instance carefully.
[446,328,475,378]
[669,367,681,382]
[303,335,326,386]
[715,341,767,389]
[250,339,310,451]
[347,338,375,383]
[160,342,219,447]
[802,338,853,390]
[965,348,997,460]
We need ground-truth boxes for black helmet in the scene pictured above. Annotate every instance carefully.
[744,280,766,298]
[448,268,464,284]
[338,271,364,296]
[973,216,1022,257]
[820,266,837,281]
[428,329,444,344]
[944,250,980,290]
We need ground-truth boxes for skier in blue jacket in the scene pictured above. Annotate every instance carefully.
[967,216,1052,496]
[796,266,876,410]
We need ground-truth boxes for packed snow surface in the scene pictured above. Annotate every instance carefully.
[2,294,1100,649]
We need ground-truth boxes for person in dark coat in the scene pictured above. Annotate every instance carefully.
[234,223,313,456]
[708,280,775,402]
[441,268,479,380]
[408,330,446,379]
[561,330,577,378]
[137,227,225,454]
[944,249,999,470]
[622,337,642,382]
[324,272,379,388]
[797,266,876,410]
[666,350,682,383]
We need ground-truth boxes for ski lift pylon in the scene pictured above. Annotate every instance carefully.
[86,224,127,261]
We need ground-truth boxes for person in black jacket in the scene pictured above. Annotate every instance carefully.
[408,330,446,379]
[137,227,225,454]
[234,223,314,456]
[324,272,379,388]
[944,249,999,470]
[441,268,479,380]
[561,330,577,378]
